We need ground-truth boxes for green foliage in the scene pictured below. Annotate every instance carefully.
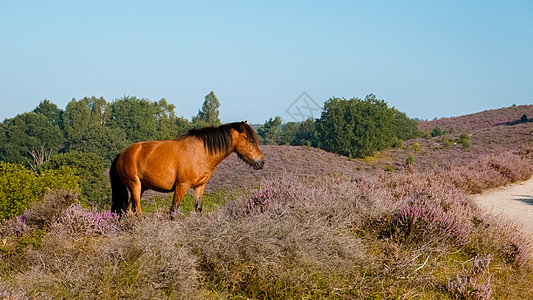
[257,117,319,147]
[154,98,180,139]
[521,114,528,123]
[413,142,420,151]
[458,133,470,149]
[392,108,419,140]
[391,137,403,149]
[62,98,92,141]
[406,154,414,165]
[431,126,449,137]
[443,138,451,148]
[0,112,63,165]
[33,99,64,129]
[279,122,298,145]
[291,118,318,147]
[66,124,129,166]
[192,91,221,127]
[41,151,109,207]
[316,94,397,157]
[431,126,442,137]
[0,162,78,221]
[420,129,432,139]
[109,96,160,142]
[257,116,283,145]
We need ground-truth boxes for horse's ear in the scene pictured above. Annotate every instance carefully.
[244,120,247,124]
[239,122,246,133]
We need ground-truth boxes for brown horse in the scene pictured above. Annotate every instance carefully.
[110,121,264,215]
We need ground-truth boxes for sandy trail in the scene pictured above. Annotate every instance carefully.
[472,177,533,237]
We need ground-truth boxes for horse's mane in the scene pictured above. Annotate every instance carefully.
[177,122,259,154]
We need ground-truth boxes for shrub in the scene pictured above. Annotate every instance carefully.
[0,162,78,221]
[521,114,528,123]
[372,193,468,247]
[40,151,109,207]
[431,126,443,137]
[447,255,492,300]
[406,154,414,165]
[459,132,470,149]
[443,138,451,148]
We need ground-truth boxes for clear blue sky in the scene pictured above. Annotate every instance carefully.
[1,1,532,123]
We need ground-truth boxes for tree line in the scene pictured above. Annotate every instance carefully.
[0,92,419,209]
[255,94,419,157]
[1,92,418,167]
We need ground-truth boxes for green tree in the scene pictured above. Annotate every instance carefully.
[192,91,221,127]
[316,94,395,157]
[109,96,159,142]
[66,125,129,165]
[62,97,112,142]
[175,116,193,136]
[0,112,64,165]
[279,122,298,145]
[292,118,318,147]
[33,99,64,129]
[392,109,419,140]
[154,98,180,139]
[62,98,92,141]
[41,151,109,207]
[86,96,111,126]
[0,122,6,160]
[257,116,283,145]
[521,114,528,123]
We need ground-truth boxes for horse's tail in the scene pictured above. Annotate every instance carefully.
[110,154,128,215]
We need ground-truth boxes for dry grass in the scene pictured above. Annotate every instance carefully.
[2,106,533,298]
[2,145,533,298]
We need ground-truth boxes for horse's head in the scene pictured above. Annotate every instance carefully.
[233,121,264,170]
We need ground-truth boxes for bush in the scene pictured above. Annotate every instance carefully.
[0,162,78,221]
[40,151,109,207]
[459,132,470,149]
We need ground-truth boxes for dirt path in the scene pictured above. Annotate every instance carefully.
[472,177,533,236]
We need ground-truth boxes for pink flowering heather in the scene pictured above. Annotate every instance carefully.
[50,204,119,236]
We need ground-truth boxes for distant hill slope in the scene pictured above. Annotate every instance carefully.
[208,105,533,192]
[418,105,533,132]
[206,145,367,192]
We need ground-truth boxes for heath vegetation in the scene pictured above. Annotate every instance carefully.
[2,98,533,298]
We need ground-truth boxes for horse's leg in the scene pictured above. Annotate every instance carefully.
[194,184,206,213]
[170,183,189,214]
[127,178,143,216]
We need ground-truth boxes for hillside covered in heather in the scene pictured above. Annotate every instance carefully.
[207,105,533,192]
[3,105,533,299]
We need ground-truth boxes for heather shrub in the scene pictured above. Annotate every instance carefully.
[373,198,467,247]
[448,151,533,193]
[14,215,198,299]
[447,255,492,300]
[484,151,533,182]
[19,190,78,228]
[49,203,119,236]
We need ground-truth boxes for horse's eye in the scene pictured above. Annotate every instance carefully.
[249,140,255,145]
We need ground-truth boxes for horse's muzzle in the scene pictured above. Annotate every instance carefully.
[252,160,264,170]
